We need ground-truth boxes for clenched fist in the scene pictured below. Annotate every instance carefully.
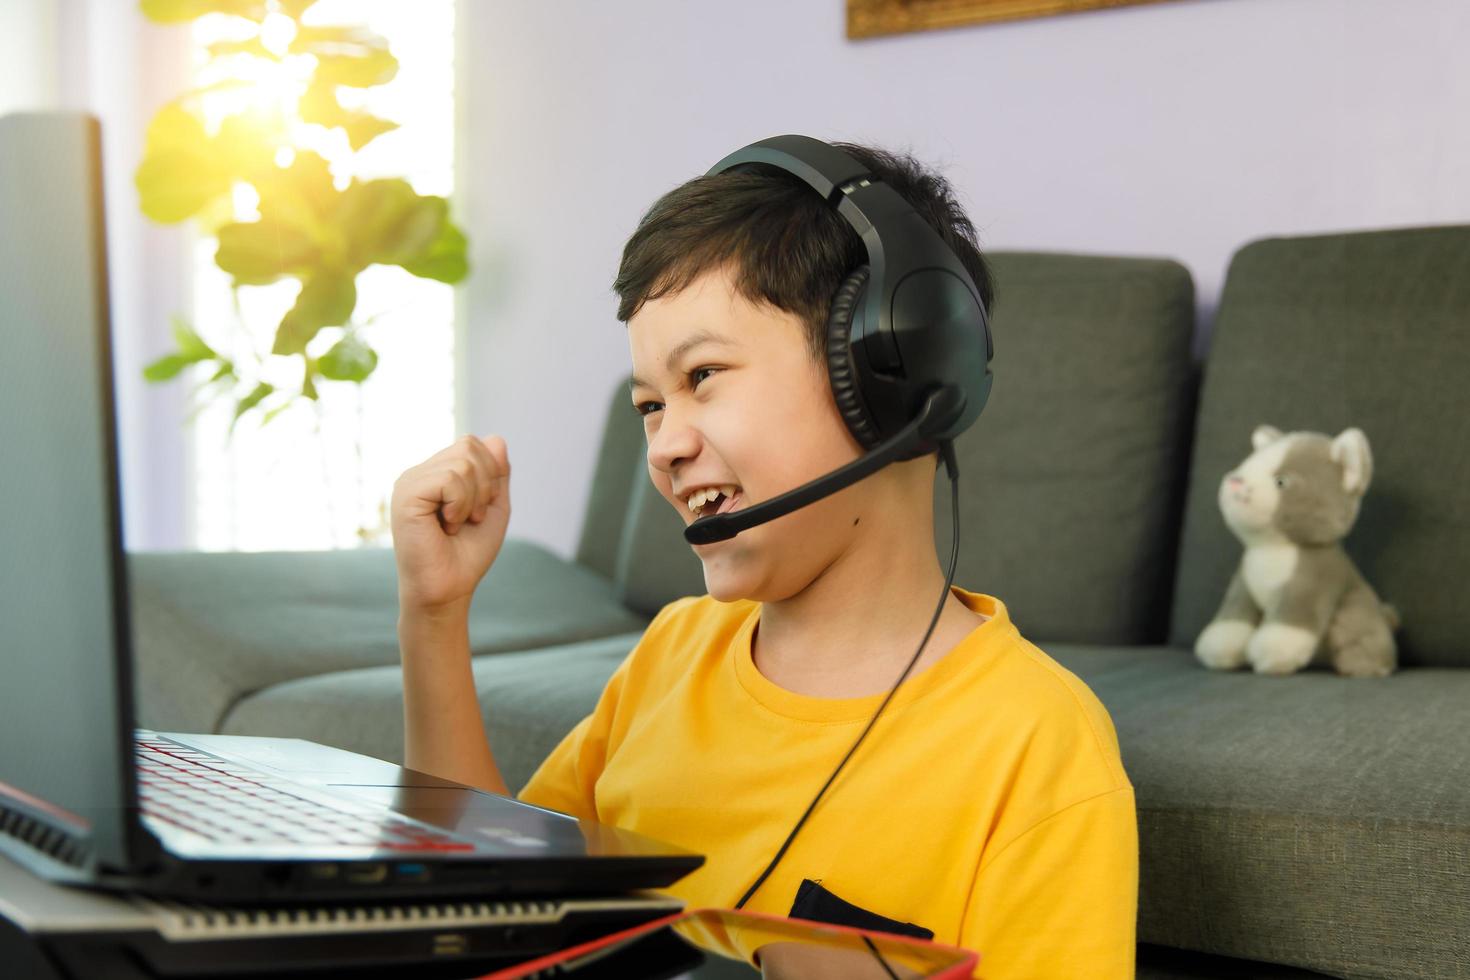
[391,434,511,614]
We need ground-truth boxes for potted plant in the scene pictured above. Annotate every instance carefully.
[136,0,468,433]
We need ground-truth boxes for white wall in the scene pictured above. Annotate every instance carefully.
[67,3,194,555]
[4,0,192,551]
[458,0,1470,560]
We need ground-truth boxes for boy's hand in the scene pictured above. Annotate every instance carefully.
[391,434,511,615]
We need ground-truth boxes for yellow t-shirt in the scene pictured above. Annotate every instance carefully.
[518,587,1138,978]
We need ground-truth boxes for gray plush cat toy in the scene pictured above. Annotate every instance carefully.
[1195,425,1400,678]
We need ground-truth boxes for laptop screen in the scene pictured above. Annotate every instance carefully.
[0,112,142,873]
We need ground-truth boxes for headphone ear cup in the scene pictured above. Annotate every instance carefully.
[826,265,884,450]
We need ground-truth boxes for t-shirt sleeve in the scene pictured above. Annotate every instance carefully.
[960,785,1139,979]
[514,596,699,821]
[513,651,633,822]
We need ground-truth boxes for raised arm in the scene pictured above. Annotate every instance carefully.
[390,434,513,796]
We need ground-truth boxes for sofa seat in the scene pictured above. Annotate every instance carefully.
[220,632,638,791]
[131,541,648,736]
[1046,644,1470,980]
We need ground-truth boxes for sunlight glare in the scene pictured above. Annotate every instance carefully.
[258,12,296,56]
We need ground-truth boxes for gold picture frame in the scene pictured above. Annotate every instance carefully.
[848,0,1187,39]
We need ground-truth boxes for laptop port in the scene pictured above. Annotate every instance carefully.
[396,862,431,883]
[345,862,387,884]
[432,933,468,956]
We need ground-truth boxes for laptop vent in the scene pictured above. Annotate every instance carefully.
[132,898,576,941]
[0,802,91,867]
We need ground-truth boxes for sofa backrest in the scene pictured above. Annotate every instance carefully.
[1168,225,1470,668]
[578,250,1199,645]
[575,380,651,583]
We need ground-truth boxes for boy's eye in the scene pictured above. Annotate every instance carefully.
[631,367,719,417]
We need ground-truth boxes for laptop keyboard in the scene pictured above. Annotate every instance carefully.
[135,735,476,852]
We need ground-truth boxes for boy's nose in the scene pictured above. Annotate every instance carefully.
[646,414,701,474]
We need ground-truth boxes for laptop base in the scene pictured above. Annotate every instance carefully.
[0,850,682,979]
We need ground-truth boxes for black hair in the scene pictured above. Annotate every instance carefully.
[612,141,993,361]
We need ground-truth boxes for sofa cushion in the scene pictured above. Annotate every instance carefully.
[219,632,639,794]
[1169,226,1470,667]
[935,252,1197,644]
[587,251,1198,642]
[1046,642,1470,980]
[130,540,647,734]
[575,380,651,584]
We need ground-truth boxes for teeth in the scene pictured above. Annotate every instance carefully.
[685,485,740,513]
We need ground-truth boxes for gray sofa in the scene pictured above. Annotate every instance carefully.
[130,226,1470,980]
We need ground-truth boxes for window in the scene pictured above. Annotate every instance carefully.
[187,0,457,550]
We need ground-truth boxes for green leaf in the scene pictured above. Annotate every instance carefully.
[272,272,357,355]
[251,150,340,234]
[189,362,236,401]
[312,48,398,88]
[143,317,220,383]
[136,105,277,224]
[140,0,267,24]
[135,153,224,223]
[277,0,317,19]
[171,316,217,361]
[298,79,398,150]
[143,354,191,382]
[206,37,278,60]
[399,217,468,284]
[172,77,255,102]
[260,399,297,426]
[141,0,194,22]
[341,113,398,151]
[299,77,349,128]
[215,218,319,285]
[191,192,240,237]
[317,333,378,382]
[291,24,391,57]
[231,381,275,430]
[336,179,442,269]
[135,105,233,223]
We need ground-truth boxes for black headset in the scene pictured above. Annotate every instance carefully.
[683,135,996,912]
[684,134,994,546]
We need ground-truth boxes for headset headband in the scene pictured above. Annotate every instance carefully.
[705,135,992,369]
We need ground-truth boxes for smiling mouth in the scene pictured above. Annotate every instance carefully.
[692,490,743,521]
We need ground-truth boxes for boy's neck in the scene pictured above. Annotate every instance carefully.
[750,523,988,700]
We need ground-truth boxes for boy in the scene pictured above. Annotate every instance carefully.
[391,140,1138,976]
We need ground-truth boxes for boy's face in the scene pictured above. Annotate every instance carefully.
[627,264,874,603]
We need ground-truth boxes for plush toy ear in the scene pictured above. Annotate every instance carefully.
[1251,425,1284,451]
[1330,428,1373,495]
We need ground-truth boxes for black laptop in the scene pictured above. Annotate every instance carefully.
[0,111,702,906]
